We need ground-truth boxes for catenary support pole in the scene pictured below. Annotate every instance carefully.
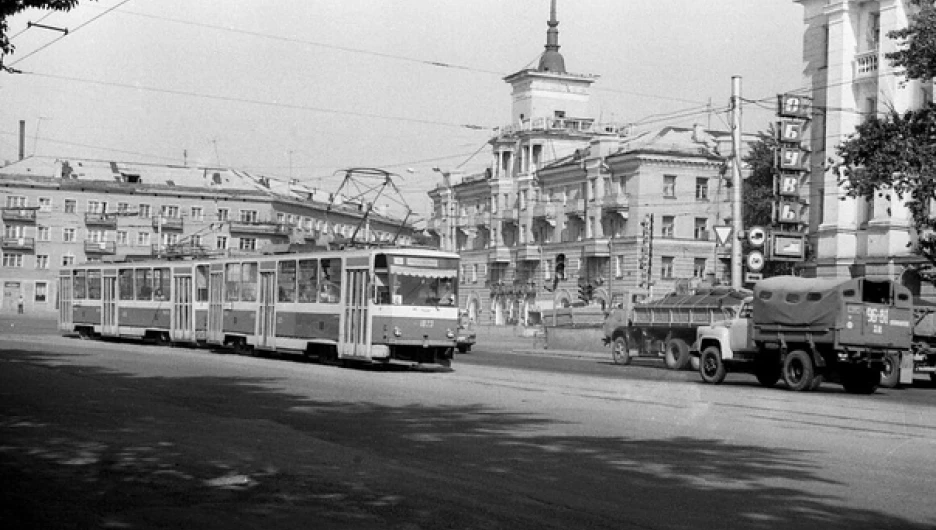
[731,76,743,290]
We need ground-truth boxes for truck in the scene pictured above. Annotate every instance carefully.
[602,287,750,370]
[693,276,913,393]
[878,298,936,387]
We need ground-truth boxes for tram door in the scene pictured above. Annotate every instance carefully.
[338,268,370,358]
[102,275,118,336]
[207,271,224,344]
[59,273,73,332]
[256,271,276,350]
[171,273,194,342]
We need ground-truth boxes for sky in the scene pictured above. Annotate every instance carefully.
[0,0,807,220]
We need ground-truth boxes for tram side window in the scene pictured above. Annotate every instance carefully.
[135,268,152,300]
[153,268,170,301]
[74,270,87,300]
[87,270,102,300]
[278,260,297,302]
[241,262,258,302]
[297,259,318,302]
[196,265,209,302]
[320,259,341,304]
[226,263,241,302]
[118,269,134,300]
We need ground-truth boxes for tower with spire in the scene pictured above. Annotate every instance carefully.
[501,0,597,133]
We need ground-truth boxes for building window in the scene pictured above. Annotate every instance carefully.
[615,255,625,278]
[661,256,674,279]
[160,205,180,218]
[239,237,256,250]
[543,259,552,281]
[63,228,77,242]
[116,231,128,245]
[4,224,25,238]
[2,252,24,267]
[35,282,48,302]
[138,204,151,218]
[191,234,202,247]
[87,200,106,214]
[87,229,105,243]
[62,253,75,266]
[190,206,204,221]
[216,235,228,250]
[868,12,880,50]
[695,178,708,200]
[161,232,180,245]
[36,255,49,269]
[239,210,258,223]
[217,208,229,222]
[6,195,26,207]
[471,264,478,283]
[117,202,129,214]
[136,232,151,246]
[64,199,77,214]
[661,216,675,238]
[694,258,707,278]
[663,175,676,198]
[694,218,709,240]
[38,197,52,212]
[277,213,286,224]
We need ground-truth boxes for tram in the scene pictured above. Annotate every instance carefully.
[58,247,460,367]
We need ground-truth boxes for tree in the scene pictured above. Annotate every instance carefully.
[1,1,91,73]
[836,0,936,270]
[743,127,796,276]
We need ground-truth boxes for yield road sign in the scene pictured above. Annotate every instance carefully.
[748,226,767,247]
[713,225,733,246]
[746,251,765,272]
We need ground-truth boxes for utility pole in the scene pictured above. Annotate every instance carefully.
[730,76,744,290]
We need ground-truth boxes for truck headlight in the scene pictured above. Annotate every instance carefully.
[393,326,402,337]
[446,328,455,339]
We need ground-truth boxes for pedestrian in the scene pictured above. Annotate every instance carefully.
[17,293,24,314]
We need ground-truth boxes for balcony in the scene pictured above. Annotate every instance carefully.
[515,244,541,261]
[564,198,585,218]
[1,208,37,223]
[154,242,211,258]
[84,212,118,228]
[582,238,611,257]
[1,237,35,251]
[84,241,116,254]
[229,220,288,236]
[153,216,184,231]
[489,246,512,263]
[601,193,630,217]
[855,50,878,81]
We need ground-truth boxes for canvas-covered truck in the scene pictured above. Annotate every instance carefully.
[693,276,913,394]
[602,287,750,369]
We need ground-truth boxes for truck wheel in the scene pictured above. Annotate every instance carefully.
[664,338,691,370]
[879,354,900,389]
[842,365,879,394]
[782,350,814,392]
[700,346,726,384]
[611,336,631,365]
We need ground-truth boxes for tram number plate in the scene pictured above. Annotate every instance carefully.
[420,320,434,328]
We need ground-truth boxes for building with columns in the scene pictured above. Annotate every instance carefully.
[428,1,744,326]
[795,0,932,285]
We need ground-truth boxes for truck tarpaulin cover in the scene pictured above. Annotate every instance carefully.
[753,276,854,327]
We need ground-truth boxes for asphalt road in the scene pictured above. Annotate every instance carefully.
[2,328,936,529]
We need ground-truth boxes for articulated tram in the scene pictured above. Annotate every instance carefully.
[58,247,461,367]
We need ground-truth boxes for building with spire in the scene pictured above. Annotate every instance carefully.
[428,0,741,326]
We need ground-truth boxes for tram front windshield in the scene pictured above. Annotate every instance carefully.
[390,273,457,306]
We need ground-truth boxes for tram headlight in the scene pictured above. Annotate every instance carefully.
[446,328,455,339]
[393,326,402,337]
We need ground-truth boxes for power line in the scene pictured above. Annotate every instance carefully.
[7,0,135,69]
[19,70,496,132]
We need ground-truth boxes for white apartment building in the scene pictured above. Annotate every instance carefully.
[796,0,933,287]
